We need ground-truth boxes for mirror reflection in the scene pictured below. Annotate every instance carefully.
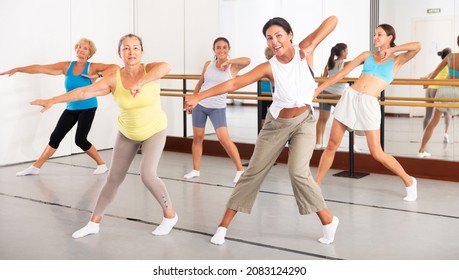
[201,0,458,162]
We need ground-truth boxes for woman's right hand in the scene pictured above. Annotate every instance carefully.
[30,98,54,113]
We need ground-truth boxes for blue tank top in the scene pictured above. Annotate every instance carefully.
[447,55,459,77]
[362,53,394,84]
[64,61,97,110]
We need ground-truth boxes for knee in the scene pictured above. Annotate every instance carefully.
[193,134,204,144]
[140,171,158,183]
[75,137,91,151]
[325,139,340,151]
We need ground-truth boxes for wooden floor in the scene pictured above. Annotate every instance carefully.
[1,149,458,260]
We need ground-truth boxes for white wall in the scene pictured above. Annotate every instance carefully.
[0,0,130,166]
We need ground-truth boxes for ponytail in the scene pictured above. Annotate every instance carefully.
[327,43,348,70]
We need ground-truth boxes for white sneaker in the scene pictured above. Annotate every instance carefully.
[315,144,325,150]
[16,165,40,176]
[93,164,108,175]
[184,170,200,179]
[444,134,450,144]
[417,151,431,158]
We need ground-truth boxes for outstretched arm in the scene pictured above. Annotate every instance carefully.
[315,51,369,97]
[0,62,69,76]
[82,63,120,80]
[185,62,270,112]
[30,73,115,112]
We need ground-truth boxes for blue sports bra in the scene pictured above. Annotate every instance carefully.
[448,55,459,77]
[361,53,394,83]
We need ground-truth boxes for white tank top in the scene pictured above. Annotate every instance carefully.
[199,60,233,109]
[269,46,317,119]
[324,59,347,94]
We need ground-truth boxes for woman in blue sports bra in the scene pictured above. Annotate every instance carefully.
[0,38,119,176]
[314,24,421,202]
[419,35,459,158]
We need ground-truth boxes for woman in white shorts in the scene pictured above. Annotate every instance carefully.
[419,36,459,158]
[315,24,421,202]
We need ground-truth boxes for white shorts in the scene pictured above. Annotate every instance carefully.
[333,87,381,134]
[436,86,459,115]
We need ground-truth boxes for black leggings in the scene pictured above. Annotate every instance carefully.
[49,108,96,151]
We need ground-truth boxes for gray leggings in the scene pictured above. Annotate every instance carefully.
[93,129,172,217]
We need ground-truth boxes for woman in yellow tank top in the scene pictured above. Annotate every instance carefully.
[31,34,178,239]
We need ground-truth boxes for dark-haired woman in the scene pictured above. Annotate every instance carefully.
[185,16,340,245]
[183,37,250,184]
[315,43,349,149]
[419,36,459,158]
[315,24,421,202]
[419,47,452,151]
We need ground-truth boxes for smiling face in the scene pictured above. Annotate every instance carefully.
[213,39,230,60]
[265,24,293,57]
[373,26,394,49]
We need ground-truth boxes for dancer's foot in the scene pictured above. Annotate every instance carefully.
[16,165,40,176]
[318,216,339,244]
[403,177,417,202]
[210,226,227,245]
[152,214,178,235]
[93,164,108,175]
[72,221,100,239]
[184,170,200,179]
[417,151,431,158]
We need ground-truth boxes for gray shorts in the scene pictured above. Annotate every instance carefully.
[333,87,381,134]
[192,104,227,129]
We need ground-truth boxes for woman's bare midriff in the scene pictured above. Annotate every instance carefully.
[278,105,310,118]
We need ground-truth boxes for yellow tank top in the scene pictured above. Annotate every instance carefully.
[428,66,448,90]
[112,65,167,141]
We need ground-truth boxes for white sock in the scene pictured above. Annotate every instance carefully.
[404,177,418,201]
[233,170,244,183]
[318,216,339,245]
[210,226,227,245]
[93,164,108,175]
[152,214,178,236]
[184,170,200,179]
[16,165,40,176]
[72,221,100,239]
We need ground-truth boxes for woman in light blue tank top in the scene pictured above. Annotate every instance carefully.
[0,38,118,176]
[315,24,421,202]
[419,36,459,157]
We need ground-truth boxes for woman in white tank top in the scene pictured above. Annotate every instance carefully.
[185,16,340,246]
[183,37,251,184]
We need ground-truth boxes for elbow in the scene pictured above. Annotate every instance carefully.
[415,41,422,51]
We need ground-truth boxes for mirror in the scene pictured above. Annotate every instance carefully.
[208,0,457,162]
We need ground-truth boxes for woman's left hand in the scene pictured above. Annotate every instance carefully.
[130,83,142,97]
[184,95,199,113]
